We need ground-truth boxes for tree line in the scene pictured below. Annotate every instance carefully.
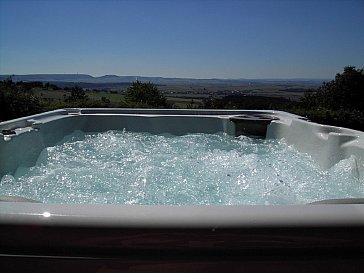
[1,66,363,131]
[296,66,364,130]
[200,66,364,131]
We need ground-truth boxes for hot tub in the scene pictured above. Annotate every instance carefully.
[1,108,364,272]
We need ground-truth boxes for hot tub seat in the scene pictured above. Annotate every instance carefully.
[230,113,279,137]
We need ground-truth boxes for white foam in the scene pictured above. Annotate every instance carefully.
[1,130,363,204]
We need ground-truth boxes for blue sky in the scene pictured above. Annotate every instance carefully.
[0,0,363,79]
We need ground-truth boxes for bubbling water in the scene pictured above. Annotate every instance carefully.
[1,130,363,205]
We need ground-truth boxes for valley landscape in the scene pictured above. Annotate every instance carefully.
[0,74,324,108]
[1,66,363,132]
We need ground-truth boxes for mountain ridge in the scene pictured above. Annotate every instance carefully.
[0,74,328,86]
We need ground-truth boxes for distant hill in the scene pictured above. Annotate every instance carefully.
[0,74,94,83]
[0,74,327,86]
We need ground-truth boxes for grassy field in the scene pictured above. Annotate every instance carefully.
[32,89,127,107]
[30,80,316,109]
[158,82,317,101]
[87,91,127,104]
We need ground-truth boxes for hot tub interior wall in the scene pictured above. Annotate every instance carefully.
[1,110,364,179]
[267,118,364,170]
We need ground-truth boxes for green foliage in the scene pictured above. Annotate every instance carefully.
[202,97,224,109]
[58,86,94,108]
[0,79,42,121]
[301,66,364,111]
[0,80,114,121]
[101,96,110,104]
[126,81,166,107]
[67,86,88,101]
[296,66,364,131]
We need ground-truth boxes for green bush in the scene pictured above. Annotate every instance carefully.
[296,66,364,131]
[126,81,167,108]
[0,80,42,121]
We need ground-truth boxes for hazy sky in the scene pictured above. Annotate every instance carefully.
[0,0,363,79]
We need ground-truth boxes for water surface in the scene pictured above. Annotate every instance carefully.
[1,130,363,205]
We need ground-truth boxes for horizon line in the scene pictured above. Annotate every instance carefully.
[0,73,332,81]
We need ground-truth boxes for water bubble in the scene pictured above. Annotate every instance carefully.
[1,130,363,205]
[1,174,15,185]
